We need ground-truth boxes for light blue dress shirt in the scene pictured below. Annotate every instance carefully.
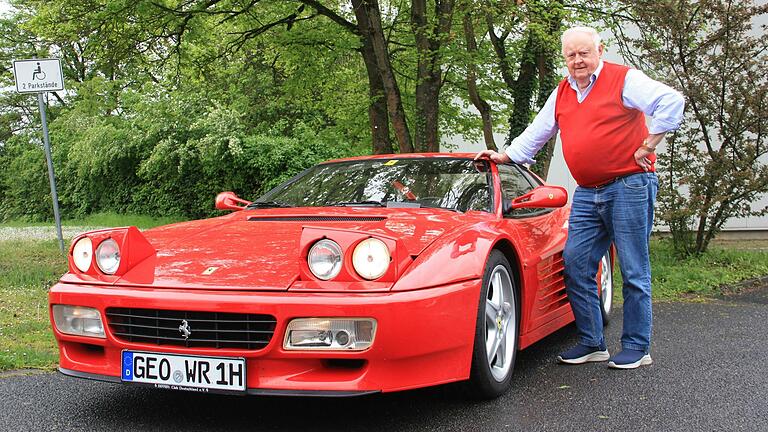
[504,61,686,165]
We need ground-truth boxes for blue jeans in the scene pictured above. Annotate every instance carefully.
[563,172,658,353]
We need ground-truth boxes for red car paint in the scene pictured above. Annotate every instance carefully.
[49,153,585,396]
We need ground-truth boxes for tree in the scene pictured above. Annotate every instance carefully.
[462,9,497,151]
[1,1,365,220]
[456,0,617,176]
[411,0,456,152]
[616,0,768,256]
[348,0,411,152]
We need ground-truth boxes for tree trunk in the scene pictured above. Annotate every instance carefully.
[486,15,515,90]
[414,79,441,152]
[352,0,413,153]
[463,13,496,151]
[411,0,455,153]
[529,4,563,176]
[352,2,393,154]
[484,3,562,174]
[367,82,394,154]
[507,32,537,146]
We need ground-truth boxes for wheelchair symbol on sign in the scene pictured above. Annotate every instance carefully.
[32,62,46,80]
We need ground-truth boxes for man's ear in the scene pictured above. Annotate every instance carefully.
[598,44,604,56]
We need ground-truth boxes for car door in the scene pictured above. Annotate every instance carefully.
[496,164,571,342]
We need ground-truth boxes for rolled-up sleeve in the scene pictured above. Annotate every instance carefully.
[504,89,560,165]
[623,69,686,134]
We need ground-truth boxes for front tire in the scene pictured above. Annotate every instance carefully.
[466,250,519,399]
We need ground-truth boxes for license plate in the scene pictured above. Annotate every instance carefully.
[121,351,246,394]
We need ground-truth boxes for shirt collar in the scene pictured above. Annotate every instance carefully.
[567,60,605,87]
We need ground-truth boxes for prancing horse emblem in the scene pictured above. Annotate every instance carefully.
[178,319,192,340]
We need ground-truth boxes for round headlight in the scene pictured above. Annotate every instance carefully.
[308,239,343,280]
[95,238,121,275]
[352,238,390,280]
[72,237,93,273]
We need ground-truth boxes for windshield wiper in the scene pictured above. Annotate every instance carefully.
[246,201,294,209]
[329,200,386,207]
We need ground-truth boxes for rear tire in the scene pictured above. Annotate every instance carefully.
[599,250,614,325]
[466,250,519,399]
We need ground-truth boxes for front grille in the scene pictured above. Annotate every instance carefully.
[106,308,277,350]
[248,216,386,222]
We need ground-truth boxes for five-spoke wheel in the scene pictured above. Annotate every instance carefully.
[467,250,518,399]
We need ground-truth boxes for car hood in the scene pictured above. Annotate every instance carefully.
[119,207,491,291]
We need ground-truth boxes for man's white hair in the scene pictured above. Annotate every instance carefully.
[561,26,601,53]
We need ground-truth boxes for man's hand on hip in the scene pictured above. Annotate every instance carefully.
[633,146,654,172]
[634,133,664,172]
[474,150,511,164]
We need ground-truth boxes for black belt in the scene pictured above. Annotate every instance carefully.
[587,177,620,189]
[584,172,653,189]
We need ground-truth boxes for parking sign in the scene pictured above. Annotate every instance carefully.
[10,58,66,252]
[12,58,65,93]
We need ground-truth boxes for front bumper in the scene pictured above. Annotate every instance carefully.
[49,280,480,394]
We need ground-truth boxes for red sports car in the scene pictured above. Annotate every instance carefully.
[49,153,613,399]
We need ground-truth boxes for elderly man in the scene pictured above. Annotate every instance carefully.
[476,26,684,369]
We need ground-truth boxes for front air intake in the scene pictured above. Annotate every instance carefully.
[106,308,276,350]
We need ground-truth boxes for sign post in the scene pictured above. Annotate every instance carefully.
[12,58,66,253]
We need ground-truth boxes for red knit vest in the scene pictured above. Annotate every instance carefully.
[555,61,652,187]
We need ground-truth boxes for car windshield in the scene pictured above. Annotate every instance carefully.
[257,158,493,212]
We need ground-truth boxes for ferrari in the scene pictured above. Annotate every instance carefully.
[49,153,613,399]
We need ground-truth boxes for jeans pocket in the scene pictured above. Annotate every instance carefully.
[621,174,649,190]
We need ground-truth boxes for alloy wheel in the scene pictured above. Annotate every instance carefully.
[484,265,517,382]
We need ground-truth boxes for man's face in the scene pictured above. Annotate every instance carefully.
[562,33,603,83]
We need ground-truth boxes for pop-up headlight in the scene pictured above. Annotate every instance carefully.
[72,237,93,273]
[284,318,376,351]
[352,238,390,280]
[308,239,343,280]
[66,226,156,279]
[95,238,121,274]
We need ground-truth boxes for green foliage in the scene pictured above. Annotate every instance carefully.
[0,82,357,221]
[134,94,354,218]
[0,135,54,222]
[617,0,768,256]
[0,1,370,221]
[4,0,762,232]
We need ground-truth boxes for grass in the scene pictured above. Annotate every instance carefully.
[0,239,67,371]
[609,239,768,302]
[0,214,184,372]
[0,225,766,372]
[0,211,186,230]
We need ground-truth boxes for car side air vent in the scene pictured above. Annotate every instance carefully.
[248,216,386,222]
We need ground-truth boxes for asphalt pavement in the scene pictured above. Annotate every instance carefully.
[1,289,767,432]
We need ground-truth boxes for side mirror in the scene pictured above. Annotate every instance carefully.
[503,185,568,213]
[215,191,252,211]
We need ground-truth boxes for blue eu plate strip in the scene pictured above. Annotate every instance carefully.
[122,351,133,381]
